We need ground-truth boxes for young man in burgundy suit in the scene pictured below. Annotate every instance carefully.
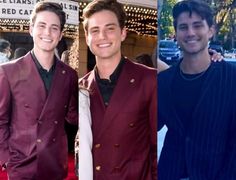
[0,2,78,179]
[79,0,157,179]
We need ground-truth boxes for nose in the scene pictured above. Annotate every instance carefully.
[98,29,107,40]
[186,26,195,36]
[44,27,51,35]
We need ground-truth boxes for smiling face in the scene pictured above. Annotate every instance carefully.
[30,11,63,55]
[175,11,214,56]
[85,10,126,62]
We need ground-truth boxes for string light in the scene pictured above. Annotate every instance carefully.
[0,1,157,38]
[79,2,157,37]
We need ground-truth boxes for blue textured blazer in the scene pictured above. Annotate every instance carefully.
[158,61,236,180]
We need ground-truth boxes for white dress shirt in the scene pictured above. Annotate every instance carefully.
[79,90,93,180]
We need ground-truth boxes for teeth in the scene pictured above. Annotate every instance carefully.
[186,40,197,43]
[41,38,52,42]
[98,43,111,48]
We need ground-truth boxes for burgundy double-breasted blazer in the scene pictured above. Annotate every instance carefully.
[80,58,157,180]
[0,52,78,180]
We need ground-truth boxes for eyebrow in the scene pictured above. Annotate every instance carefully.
[89,22,118,29]
[37,21,60,28]
[178,20,204,26]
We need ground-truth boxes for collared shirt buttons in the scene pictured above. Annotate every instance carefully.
[96,165,101,171]
[37,139,42,143]
[95,144,101,148]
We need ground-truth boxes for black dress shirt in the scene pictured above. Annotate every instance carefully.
[31,51,56,94]
[95,57,125,106]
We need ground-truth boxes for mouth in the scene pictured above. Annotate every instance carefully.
[41,37,53,43]
[185,39,198,44]
[97,43,112,48]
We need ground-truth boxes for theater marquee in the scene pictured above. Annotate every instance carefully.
[0,0,78,38]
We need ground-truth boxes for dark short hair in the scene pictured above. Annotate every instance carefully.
[30,1,66,31]
[82,0,127,33]
[172,0,214,30]
[0,39,11,52]
[13,47,27,59]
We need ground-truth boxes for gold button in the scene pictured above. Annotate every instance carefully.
[62,70,66,74]
[52,138,56,142]
[129,123,134,127]
[37,139,42,143]
[114,166,120,170]
[95,144,101,148]
[64,105,67,108]
[130,79,135,83]
[114,144,120,148]
[54,121,58,124]
[96,165,101,171]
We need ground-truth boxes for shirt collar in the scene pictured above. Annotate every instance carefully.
[95,57,125,83]
[31,50,56,72]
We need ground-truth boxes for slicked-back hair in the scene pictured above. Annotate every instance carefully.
[173,0,214,31]
[30,1,66,31]
[82,0,127,33]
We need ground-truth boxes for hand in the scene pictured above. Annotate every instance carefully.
[209,49,223,62]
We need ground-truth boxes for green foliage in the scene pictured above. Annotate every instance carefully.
[159,0,176,39]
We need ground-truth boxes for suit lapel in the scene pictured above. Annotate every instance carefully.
[39,60,68,118]
[23,53,47,102]
[97,60,137,139]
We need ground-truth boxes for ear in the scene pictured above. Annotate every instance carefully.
[59,32,63,41]
[121,27,127,42]
[85,32,89,46]
[208,25,215,39]
[29,24,33,36]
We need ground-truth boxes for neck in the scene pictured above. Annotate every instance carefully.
[96,56,121,79]
[33,49,55,71]
[181,50,211,74]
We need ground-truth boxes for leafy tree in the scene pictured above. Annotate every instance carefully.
[159,0,176,39]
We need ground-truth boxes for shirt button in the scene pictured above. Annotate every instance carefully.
[37,139,42,143]
[95,165,101,171]
[95,144,101,148]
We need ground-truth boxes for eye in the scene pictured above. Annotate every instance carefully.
[51,27,60,31]
[90,29,99,34]
[108,26,115,31]
[193,24,203,29]
[38,24,45,28]
[178,25,187,31]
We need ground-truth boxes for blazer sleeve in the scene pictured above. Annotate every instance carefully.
[218,99,236,179]
[149,77,157,180]
[0,67,10,166]
[65,70,78,125]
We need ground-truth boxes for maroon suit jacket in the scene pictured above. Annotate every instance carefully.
[80,58,157,180]
[0,52,78,180]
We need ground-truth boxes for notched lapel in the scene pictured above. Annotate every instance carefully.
[98,61,137,138]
